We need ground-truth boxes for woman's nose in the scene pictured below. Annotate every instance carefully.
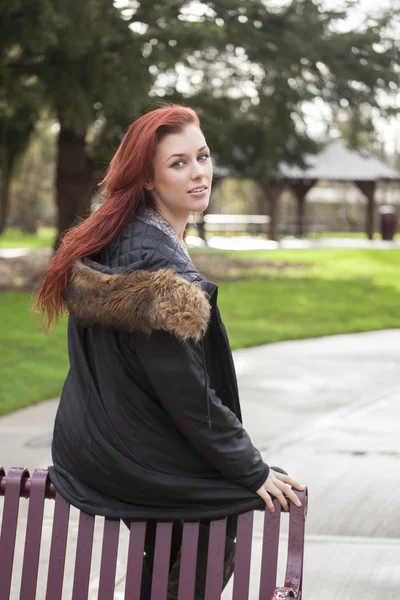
[190,160,205,178]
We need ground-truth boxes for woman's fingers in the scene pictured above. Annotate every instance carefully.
[269,484,289,512]
[271,471,304,492]
[258,488,275,513]
[281,483,302,508]
[268,478,302,510]
[258,470,304,512]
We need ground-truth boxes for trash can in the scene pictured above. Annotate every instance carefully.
[379,205,397,241]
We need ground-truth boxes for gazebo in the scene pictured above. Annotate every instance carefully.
[261,140,400,240]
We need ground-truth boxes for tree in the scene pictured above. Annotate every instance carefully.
[9,112,56,232]
[174,0,400,238]
[0,0,59,233]
[3,0,399,242]
[0,99,36,233]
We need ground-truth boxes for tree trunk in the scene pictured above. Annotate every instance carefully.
[54,126,96,250]
[0,155,11,235]
[259,181,285,241]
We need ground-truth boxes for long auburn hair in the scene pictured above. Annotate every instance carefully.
[33,104,201,333]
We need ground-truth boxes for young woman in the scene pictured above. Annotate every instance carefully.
[34,104,303,598]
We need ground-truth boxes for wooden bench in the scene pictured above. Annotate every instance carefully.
[277,217,329,236]
[190,214,271,236]
[0,467,307,599]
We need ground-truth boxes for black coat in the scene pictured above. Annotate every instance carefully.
[49,219,269,520]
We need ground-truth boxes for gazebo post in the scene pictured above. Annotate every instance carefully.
[277,141,400,241]
[355,180,376,240]
[260,181,285,241]
[288,179,317,237]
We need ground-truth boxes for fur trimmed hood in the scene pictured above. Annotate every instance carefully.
[63,260,211,342]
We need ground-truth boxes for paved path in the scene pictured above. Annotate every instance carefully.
[1,330,400,598]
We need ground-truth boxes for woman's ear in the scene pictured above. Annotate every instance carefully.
[143,180,154,191]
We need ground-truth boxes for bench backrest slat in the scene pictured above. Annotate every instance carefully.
[124,520,147,600]
[150,521,173,600]
[71,511,95,600]
[0,467,28,599]
[177,521,200,600]
[98,518,120,600]
[45,491,71,600]
[19,469,48,600]
[232,510,254,600]
[204,517,227,600]
[258,499,281,600]
[284,495,307,597]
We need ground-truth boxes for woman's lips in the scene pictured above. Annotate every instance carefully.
[188,187,208,196]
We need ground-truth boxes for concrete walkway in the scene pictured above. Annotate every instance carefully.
[1,329,400,599]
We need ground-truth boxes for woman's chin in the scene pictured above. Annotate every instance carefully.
[190,196,210,213]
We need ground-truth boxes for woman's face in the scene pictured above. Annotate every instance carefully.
[144,124,213,220]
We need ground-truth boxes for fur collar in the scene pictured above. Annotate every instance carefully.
[63,260,211,342]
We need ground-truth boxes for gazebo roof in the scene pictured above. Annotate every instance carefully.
[278,140,400,182]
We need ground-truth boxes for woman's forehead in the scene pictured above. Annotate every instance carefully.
[156,125,207,159]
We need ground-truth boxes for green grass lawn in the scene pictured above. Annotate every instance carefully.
[0,226,396,249]
[1,247,400,415]
[307,231,400,240]
[0,293,68,415]
[0,227,56,249]
[220,248,400,348]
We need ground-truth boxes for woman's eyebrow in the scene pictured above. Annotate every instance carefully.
[165,145,208,162]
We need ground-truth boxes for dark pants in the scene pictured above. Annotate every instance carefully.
[123,516,238,599]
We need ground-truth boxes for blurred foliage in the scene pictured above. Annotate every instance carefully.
[8,113,56,232]
[0,0,60,232]
[1,0,399,237]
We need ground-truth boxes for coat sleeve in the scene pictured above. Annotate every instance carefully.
[135,330,270,493]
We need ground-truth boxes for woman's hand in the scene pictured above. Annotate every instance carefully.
[256,469,304,513]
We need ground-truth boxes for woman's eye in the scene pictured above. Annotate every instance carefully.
[171,154,210,168]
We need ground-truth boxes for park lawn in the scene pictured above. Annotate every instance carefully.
[0,227,56,249]
[1,247,400,415]
[1,227,397,249]
[220,247,400,348]
[0,293,68,416]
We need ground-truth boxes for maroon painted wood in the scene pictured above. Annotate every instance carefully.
[0,471,56,499]
[19,469,48,599]
[124,520,147,600]
[0,467,29,599]
[177,521,200,600]
[204,518,227,600]
[45,491,71,600]
[150,521,173,600]
[232,511,254,600]
[0,467,309,600]
[71,511,95,600]
[98,518,120,600]
[283,489,307,598]
[258,500,281,600]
